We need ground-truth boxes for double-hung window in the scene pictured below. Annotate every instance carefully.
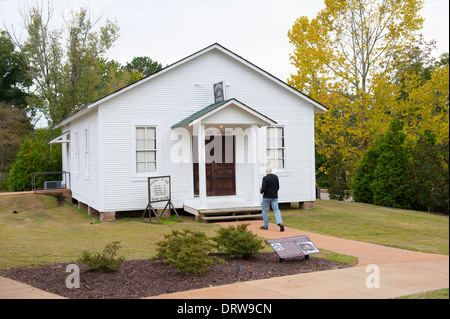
[74,131,79,175]
[136,126,157,173]
[84,129,89,177]
[266,126,285,170]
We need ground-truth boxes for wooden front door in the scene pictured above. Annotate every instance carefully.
[193,135,236,196]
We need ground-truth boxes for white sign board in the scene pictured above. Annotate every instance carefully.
[149,176,170,202]
[213,81,225,103]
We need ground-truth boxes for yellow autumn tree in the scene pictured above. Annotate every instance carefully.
[402,64,449,142]
[288,0,429,179]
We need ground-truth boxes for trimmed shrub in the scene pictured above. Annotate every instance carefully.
[77,241,125,272]
[212,223,267,258]
[156,229,225,275]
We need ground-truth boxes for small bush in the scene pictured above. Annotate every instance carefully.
[77,241,125,272]
[212,223,267,258]
[156,229,225,275]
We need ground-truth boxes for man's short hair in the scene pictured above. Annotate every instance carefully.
[265,166,272,173]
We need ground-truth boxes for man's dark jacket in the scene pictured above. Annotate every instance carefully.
[260,173,279,198]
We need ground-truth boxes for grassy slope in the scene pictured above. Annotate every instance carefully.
[0,194,221,270]
[1,195,448,271]
[278,200,448,255]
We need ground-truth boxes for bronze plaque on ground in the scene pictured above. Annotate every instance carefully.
[267,235,320,260]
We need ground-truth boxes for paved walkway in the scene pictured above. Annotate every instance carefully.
[0,277,65,299]
[149,221,448,299]
[1,220,448,299]
[0,191,34,196]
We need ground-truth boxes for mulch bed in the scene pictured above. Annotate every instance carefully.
[1,253,350,299]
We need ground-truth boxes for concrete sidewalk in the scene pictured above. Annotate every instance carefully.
[232,221,448,267]
[150,259,449,299]
[149,221,449,299]
[0,276,65,299]
[1,220,448,299]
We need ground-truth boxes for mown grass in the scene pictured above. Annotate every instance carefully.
[1,195,448,271]
[0,194,221,270]
[276,200,448,255]
[395,288,449,299]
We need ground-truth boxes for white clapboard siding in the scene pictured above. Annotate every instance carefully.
[61,45,319,213]
[66,110,100,210]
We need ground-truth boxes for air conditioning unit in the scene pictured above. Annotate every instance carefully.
[44,181,62,190]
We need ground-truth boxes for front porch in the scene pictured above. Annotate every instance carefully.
[183,197,262,222]
[172,98,277,222]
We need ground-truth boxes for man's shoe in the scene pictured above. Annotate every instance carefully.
[260,226,268,230]
[278,224,285,232]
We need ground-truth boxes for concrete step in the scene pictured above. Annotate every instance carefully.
[201,213,263,221]
[198,207,262,215]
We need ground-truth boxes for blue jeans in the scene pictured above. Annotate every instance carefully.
[261,198,283,227]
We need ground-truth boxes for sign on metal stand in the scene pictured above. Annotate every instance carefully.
[141,176,181,224]
[267,235,320,262]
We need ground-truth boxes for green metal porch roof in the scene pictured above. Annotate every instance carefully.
[171,99,234,128]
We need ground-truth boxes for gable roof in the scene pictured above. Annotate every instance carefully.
[55,43,327,128]
[171,98,277,128]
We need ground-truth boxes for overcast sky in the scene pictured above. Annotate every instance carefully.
[1,0,449,83]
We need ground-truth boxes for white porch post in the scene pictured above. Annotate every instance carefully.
[252,125,260,206]
[197,123,207,207]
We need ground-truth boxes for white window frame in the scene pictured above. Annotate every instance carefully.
[133,125,159,177]
[266,126,285,171]
[74,131,79,176]
[84,128,90,178]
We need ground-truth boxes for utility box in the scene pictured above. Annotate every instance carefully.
[44,181,63,190]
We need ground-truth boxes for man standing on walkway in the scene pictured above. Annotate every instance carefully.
[259,166,284,232]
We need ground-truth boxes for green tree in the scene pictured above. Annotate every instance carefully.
[94,58,143,99]
[352,146,379,204]
[0,102,34,172]
[288,0,427,191]
[124,56,163,77]
[7,128,62,191]
[288,0,425,148]
[0,30,32,109]
[64,8,120,116]
[371,120,410,208]
[408,131,449,213]
[326,150,352,201]
[436,52,449,67]
[392,44,437,100]
[8,4,120,126]
[0,31,34,174]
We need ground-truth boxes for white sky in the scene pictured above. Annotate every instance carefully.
[1,0,449,83]
[3,0,447,129]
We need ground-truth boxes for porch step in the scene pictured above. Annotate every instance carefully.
[199,209,262,222]
[183,199,262,222]
[201,213,263,221]
[198,207,262,215]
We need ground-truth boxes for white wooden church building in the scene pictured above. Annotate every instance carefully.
[52,43,327,221]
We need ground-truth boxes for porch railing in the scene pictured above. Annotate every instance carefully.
[31,171,71,194]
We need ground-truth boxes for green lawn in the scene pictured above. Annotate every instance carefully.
[278,200,448,255]
[395,288,449,299]
[0,194,221,270]
[0,195,448,271]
